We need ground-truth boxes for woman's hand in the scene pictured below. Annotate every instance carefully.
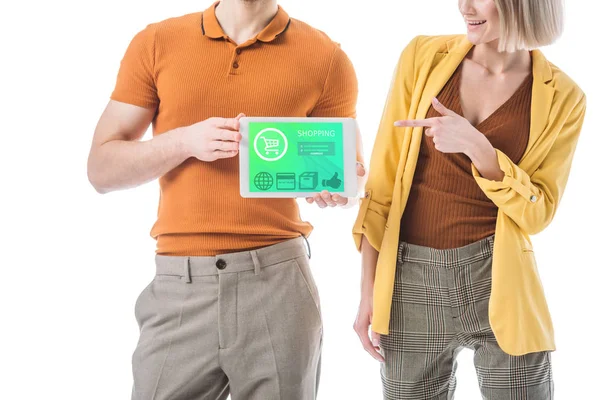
[394,97,486,156]
[353,295,384,362]
[394,97,504,181]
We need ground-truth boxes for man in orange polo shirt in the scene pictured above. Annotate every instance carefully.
[87,0,361,399]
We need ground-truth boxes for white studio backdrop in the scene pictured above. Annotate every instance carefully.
[0,1,597,399]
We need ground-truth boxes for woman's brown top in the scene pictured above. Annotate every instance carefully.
[399,64,533,249]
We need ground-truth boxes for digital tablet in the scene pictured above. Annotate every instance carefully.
[239,117,357,198]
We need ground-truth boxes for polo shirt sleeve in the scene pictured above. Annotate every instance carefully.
[308,45,358,119]
[110,24,160,109]
[470,93,586,235]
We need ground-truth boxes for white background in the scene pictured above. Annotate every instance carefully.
[1,0,598,399]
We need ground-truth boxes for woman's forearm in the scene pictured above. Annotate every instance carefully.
[360,235,379,298]
[466,134,504,182]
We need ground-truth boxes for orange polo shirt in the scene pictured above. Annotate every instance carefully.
[110,2,358,255]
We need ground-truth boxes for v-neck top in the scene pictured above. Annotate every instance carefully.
[399,63,533,249]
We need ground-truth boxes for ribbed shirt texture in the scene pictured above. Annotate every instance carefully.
[400,63,533,249]
[110,2,358,255]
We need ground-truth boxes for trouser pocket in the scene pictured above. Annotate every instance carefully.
[293,254,322,325]
[133,278,154,328]
[134,274,186,329]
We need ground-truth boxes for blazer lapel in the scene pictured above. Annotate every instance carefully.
[522,49,555,172]
[415,36,474,120]
[404,36,474,181]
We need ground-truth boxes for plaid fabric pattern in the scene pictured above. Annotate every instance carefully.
[380,234,554,399]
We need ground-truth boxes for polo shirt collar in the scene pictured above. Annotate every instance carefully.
[202,1,291,42]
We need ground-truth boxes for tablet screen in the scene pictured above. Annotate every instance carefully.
[248,121,345,194]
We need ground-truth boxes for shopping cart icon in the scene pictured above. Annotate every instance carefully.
[254,127,288,162]
[261,136,280,155]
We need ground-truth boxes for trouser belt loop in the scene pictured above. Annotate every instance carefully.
[183,257,191,283]
[250,250,261,275]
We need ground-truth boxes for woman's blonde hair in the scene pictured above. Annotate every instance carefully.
[494,0,564,52]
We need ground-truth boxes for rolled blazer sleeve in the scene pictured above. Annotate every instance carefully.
[352,36,420,252]
[470,93,586,235]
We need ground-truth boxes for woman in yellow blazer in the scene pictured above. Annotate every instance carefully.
[352,0,586,398]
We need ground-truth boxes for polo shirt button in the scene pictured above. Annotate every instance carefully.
[236,49,241,55]
[530,195,537,203]
[216,259,227,270]
[233,62,239,69]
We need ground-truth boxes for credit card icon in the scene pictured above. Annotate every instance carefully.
[276,173,296,190]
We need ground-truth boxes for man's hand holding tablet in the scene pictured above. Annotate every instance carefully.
[305,161,366,207]
[181,113,246,162]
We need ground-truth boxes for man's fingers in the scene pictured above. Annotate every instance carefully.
[209,140,239,152]
[321,191,337,207]
[431,97,456,116]
[331,194,349,205]
[213,129,242,142]
[212,117,240,131]
[394,118,437,128]
[313,194,327,208]
[235,113,246,120]
[212,150,239,159]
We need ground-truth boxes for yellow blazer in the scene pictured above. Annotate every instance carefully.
[352,34,586,356]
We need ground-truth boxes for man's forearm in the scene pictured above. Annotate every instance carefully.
[88,127,190,194]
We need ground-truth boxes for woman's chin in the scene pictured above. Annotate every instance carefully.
[466,31,484,45]
[466,32,498,47]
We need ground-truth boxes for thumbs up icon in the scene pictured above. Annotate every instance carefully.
[322,172,342,189]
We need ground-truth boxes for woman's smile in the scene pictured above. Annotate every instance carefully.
[466,19,487,30]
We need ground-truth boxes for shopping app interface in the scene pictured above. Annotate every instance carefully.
[248,121,345,193]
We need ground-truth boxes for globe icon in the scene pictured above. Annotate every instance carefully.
[254,172,274,190]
